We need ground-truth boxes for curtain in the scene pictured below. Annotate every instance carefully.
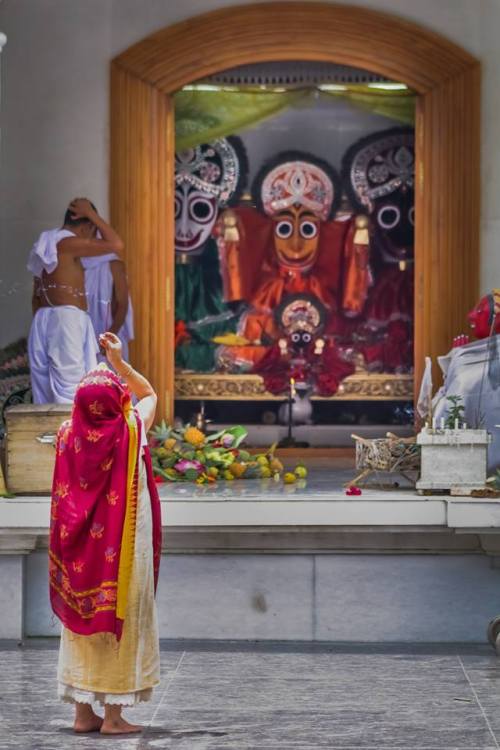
[320,86,416,126]
[174,85,416,150]
[175,88,310,151]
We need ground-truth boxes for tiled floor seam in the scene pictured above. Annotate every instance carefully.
[144,649,187,734]
[457,653,500,749]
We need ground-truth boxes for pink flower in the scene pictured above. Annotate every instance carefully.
[345,486,362,496]
[222,434,235,448]
[174,459,204,474]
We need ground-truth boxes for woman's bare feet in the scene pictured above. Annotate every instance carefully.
[73,703,103,733]
[101,704,142,735]
[100,717,142,734]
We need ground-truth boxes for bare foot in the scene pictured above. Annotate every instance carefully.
[100,717,142,735]
[73,714,103,733]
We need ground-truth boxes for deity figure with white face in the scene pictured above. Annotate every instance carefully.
[174,137,247,372]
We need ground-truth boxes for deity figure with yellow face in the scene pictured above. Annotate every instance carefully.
[174,136,247,372]
[215,151,371,372]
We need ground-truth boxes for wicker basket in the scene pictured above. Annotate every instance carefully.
[348,433,420,488]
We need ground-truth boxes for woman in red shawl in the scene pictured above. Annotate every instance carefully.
[49,332,162,735]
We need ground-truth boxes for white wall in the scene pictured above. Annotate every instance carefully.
[239,96,403,186]
[0,0,498,347]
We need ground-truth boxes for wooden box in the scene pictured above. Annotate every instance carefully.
[5,404,72,494]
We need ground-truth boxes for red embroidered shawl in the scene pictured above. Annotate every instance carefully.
[49,367,162,640]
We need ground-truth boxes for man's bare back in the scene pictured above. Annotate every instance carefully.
[37,250,87,310]
[33,198,125,312]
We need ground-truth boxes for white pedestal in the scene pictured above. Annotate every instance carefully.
[416,429,491,494]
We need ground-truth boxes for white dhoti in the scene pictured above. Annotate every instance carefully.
[28,306,99,403]
[82,254,134,362]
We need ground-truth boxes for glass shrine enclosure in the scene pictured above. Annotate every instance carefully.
[173,61,416,442]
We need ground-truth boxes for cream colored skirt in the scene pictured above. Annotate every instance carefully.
[57,456,160,706]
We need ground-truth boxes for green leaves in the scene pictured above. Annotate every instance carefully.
[150,422,258,483]
[487,469,500,490]
[206,425,248,447]
[151,419,171,443]
[444,395,465,429]
[159,454,177,469]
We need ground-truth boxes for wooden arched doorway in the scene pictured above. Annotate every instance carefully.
[111,2,480,420]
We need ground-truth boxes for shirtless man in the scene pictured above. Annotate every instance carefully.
[28,198,124,403]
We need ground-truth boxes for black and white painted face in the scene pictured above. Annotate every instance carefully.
[373,187,414,256]
[174,183,218,254]
[289,330,313,349]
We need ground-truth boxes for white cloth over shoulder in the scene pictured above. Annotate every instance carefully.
[27,228,75,277]
[433,336,500,473]
[82,254,134,361]
[416,356,433,420]
[28,306,99,403]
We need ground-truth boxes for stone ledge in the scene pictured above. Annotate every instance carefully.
[2,496,500,553]
[0,495,447,528]
[0,531,38,554]
[0,524,487,555]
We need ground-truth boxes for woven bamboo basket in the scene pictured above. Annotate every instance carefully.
[348,432,420,488]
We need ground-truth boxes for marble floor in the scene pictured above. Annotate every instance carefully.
[159,458,416,503]
[2,642,500,749]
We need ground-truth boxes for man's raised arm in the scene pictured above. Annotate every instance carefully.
[59,198,125,258]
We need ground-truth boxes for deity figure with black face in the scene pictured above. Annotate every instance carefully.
[215,151,371,372]
[342,127,415,373]
[174,137,247,372]
[254,293,355,397]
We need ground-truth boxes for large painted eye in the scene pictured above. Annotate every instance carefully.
[377,205,400,230]
[275,220,293,239]
[408,206,415,226]
[291,332,301,344]
[189,197,216,224]
[174,195,182,219]
[302,332,312,344]
[300,221,318,239]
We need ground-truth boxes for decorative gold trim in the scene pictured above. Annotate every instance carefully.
[175,373,413,401]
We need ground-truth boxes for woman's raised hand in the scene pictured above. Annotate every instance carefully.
[99,331,123,369]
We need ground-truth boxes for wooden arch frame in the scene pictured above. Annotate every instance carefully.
[111,2,480,420]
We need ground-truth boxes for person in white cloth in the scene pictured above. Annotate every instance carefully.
[27,198,124,403]
[82,252,134,362]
